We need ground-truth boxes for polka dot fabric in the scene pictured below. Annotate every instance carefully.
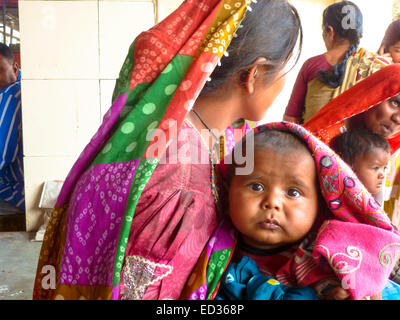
[60,160,140,286]
[33,0,252,300]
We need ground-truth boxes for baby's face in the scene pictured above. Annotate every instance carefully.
[229,147,319,250]
[353,149,390,195]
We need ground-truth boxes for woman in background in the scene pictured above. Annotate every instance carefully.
[284,1,390,124]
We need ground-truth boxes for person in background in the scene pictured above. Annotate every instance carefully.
[0,42,24,212]
[283,1,389,124]
[331,128,391,206]
[378,19,400,64]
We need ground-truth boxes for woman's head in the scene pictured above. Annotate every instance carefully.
[381,19,400,63]
[228,128,320,250]
[322,1,363,47]
[331,128,390,194]
[351,95,400,138]
[200,0,302,114]
[319,1,363,88]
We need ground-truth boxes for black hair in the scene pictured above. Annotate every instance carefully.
[200,0,303,96]
[0,42,14,63]
[382,19,400,52]
[331,128,391,167]
[318,1,363,88]
[227,127,311,184]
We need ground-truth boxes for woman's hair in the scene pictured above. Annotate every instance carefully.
[0,42,14,63]
[200,0,303,96]
[227,127,311,184]
[318,1,363,88]
[331,128,390,167]
[381,19,400,52]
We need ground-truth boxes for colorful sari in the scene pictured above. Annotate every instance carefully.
[182,122,400,300]
[33,0,256,300]
[303,64,400,225]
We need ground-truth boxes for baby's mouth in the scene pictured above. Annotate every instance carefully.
[258,219,281,230]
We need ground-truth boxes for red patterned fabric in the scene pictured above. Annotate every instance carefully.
[304,64,400,152]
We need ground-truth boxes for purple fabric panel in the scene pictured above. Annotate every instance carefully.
[112,286,120,300]
[59,159,140,286]
[56,93,129,206]
[188,284,208,300]
[206,219,236,255]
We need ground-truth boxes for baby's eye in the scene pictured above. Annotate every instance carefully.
[372,167,379,171]
[249,183,264,192]
[287,188,301,198]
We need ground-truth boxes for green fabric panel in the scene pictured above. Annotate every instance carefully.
[112,158,159,285]
[112,40,136,102]
[206,248,231,299]
[92,54,194,166]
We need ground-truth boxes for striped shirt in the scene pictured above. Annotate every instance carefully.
[0,70,24,210]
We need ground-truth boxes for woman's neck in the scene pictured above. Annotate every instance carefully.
[186,91,241,151]
[325,42,352,66]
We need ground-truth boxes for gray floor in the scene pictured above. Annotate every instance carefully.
[0,232,42,300]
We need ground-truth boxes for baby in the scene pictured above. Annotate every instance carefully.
[217,127,343,300]
[331,128,390,205]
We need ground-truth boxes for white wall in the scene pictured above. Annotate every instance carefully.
[19,0,183,231]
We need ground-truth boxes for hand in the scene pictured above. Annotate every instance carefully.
[324,286,350,300]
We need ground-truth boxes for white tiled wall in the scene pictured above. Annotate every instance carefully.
[19,0,183,231]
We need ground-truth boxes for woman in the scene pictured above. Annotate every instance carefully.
[378,19,400,64]
[303,63,400,226]
[284,1,390,124]
[33,0,302,300]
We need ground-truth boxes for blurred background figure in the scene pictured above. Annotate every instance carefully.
[0,42,24,214]
[378,19,400,63]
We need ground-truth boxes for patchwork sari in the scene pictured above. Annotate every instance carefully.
[303,64,400,225]
[182,122,400,300]
[33,0,256,300]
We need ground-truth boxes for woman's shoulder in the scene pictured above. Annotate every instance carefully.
[302,54,329,67]
[300,54,331,82]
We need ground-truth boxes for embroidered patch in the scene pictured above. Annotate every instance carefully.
[121,256,173,300]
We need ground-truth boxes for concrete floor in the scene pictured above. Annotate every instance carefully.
[0,232,42,300]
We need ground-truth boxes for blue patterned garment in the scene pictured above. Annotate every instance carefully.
[0,70,24,211]
[215,256,318,300]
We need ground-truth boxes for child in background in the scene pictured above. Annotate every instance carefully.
[331,128,391,206]
[378,19,400,64]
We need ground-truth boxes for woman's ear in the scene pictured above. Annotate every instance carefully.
[241,57,268,94]
[326,25,336,44]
